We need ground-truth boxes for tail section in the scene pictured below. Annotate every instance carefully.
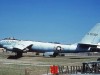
[80,23,100,44]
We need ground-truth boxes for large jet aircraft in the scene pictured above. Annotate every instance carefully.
[0,23,100,58]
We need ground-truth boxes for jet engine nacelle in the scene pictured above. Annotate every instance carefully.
[43,52,58,57]
[89,47,100,52]
[3,45,13,51]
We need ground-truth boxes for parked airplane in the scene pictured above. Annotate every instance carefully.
[0,23,100,58]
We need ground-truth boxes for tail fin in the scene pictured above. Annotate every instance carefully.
[80,23,100,44]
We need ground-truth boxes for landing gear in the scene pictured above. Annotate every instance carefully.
[97,58,100,61]
[53,52,59,57]
[59,53,65,56]
[36,52,40,55]
[7,52,23,59]
[16,52,23,57]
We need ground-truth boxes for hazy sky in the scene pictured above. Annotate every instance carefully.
[0,0,100,44]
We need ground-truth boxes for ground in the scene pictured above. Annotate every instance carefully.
[0,50,99,75]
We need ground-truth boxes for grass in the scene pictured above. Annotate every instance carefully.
[0,65,49,75]
[0,52,99,75]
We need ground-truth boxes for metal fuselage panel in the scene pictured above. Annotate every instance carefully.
[0,40,90,53]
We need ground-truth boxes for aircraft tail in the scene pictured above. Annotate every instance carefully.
[80,23,100,44]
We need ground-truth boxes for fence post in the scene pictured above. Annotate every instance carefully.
[70,66,72,74]
[25,68,32,75]
[47,66,49,75]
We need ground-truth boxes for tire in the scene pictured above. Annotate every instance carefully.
[97,58,100,61]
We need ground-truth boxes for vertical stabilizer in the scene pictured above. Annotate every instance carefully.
[80,23,100,44]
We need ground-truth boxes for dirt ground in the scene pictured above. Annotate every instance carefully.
[0,49,99,75]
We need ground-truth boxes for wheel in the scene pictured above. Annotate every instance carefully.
[59,54,65,56]
[97,58,100,61]
[16,52,23,57]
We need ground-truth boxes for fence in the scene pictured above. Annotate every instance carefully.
[47,65,100,75]
[58,66,82,74]
[1,64,100,75]
[48,65,83,75]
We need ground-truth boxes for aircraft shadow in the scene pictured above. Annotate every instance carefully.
[70,57,90,59]
[7,56,22,59]
[7,55,42,59]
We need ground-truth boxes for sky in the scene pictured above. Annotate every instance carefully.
[0,0,100,44]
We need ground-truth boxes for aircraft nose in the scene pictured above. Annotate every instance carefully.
[0,40,3,48]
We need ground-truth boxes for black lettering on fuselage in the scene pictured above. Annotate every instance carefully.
[87,33,98,36]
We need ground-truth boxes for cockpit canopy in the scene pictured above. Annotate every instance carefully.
[3,37,17,40]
